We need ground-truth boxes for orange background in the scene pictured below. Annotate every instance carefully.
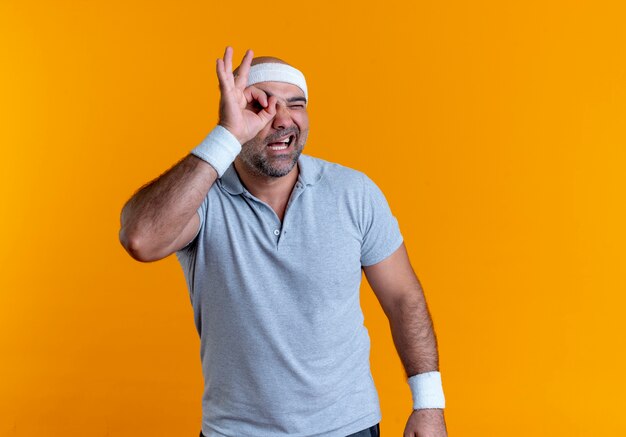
[1,1,625,436]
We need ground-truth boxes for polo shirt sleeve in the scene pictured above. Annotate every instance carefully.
[177,192,209,252]
[359,173,404,266]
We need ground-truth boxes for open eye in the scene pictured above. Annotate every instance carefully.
[248,100,263,111]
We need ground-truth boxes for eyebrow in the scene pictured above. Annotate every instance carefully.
[287,96,307,104]
[264,91,307,104]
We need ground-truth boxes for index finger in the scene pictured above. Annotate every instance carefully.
[244,85,269,108]
[234,49,254,90]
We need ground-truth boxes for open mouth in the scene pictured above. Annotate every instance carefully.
[267,135,295,151]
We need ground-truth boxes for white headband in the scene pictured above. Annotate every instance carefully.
[246,63,308,104]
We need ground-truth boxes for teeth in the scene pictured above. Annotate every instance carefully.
[267,135,294,150]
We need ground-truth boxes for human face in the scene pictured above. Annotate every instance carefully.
[238,81,309,178]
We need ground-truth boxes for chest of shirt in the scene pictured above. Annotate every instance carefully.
[197,184,365,295]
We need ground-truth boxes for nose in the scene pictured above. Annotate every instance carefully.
[271,103,294,131]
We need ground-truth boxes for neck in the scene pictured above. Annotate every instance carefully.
[233,158,300,212]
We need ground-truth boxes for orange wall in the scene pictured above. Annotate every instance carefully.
[1,1,625,435]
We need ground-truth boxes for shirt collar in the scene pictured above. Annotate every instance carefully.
[218,153,323,196]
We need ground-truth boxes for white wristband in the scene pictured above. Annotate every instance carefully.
[408,371,446,409]
[190,125,241,177]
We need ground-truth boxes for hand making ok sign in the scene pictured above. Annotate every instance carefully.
[216,46,277,144]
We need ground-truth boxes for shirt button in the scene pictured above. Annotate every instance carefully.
[273,229,280,236]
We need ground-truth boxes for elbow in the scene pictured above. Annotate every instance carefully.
[119,227,163,263]
[387,293,427,321]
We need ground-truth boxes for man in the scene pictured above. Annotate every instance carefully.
[119,46,447,437]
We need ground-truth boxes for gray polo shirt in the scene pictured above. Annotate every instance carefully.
[176,154,403,437]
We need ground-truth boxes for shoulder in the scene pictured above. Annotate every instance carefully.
[300,155,395,217]
[299,154,370,191]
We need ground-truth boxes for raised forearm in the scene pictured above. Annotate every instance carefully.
[119,154,217,260]
[387,288,440,377]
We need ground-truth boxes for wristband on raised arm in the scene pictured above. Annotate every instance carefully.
[190,125,241,177]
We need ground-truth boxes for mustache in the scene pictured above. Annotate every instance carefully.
[264,127,299,144]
